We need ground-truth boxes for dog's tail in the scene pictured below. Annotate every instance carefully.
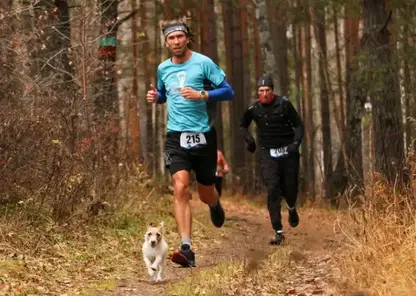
[159,221,164,233]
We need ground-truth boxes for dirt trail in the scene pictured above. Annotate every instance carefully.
[104,199,343,296]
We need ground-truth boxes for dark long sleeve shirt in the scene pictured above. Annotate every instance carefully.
[240,95,304,149]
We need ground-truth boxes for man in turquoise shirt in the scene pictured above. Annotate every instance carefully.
[146,19,234,267]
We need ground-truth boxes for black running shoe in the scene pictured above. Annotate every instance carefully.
[288,207,299,228]
[270,231,285,245]
[171,244,195,267]
[209,201,225,228]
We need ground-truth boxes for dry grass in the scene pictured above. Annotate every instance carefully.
[337,164,416,295]
[169,247,291,296]
[0,174,177,295]
[0,181,228,295]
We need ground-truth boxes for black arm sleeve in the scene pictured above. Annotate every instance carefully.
[287,102,304,143]
[239,106,255,143]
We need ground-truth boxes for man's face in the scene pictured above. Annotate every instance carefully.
[258,86,274,104]
[165,31,189,58]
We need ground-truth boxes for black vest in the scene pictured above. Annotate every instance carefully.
[251,96,295,148]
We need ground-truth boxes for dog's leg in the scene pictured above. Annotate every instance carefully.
[151,255,162,272]
[151,255,164,281]
[156,257,166,282]
[143,256,155,278]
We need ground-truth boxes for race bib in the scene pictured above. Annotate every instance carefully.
[270,146,289,158]
[180,132,207,149]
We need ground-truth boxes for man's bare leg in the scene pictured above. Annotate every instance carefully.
[197,183,219,206]
[171,170,196,267]
[197,182,225,228]
[172,170,192,240]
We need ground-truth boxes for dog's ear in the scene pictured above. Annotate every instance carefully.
[158,221,164,235]
[149,222,155,227]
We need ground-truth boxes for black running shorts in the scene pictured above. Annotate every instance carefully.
[164,127,217,186]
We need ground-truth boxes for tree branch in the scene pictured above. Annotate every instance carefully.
[113,9,138,31]
[380,9,392,33]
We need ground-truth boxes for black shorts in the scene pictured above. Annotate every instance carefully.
[164,128,217,186]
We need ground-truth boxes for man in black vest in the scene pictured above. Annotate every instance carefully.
[240,75,304,245]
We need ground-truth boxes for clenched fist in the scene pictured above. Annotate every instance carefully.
[180,87,203,100]
[146,84,158,104]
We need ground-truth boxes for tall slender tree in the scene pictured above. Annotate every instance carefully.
[222,1,249,190]
[344,2,363,190]
[311,1,333,201]
[240,0,253,189]
[95,0,119,121]
[362,0,404,184]
[267,0,289,95]
[201,0,223,150]
[255,0,278,89]
[299,0,315,200]
[129,0,142,163]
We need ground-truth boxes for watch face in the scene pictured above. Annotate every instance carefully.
[201,91,206,95]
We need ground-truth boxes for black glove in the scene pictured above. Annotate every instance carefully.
[287,141,300,153]
[246,139,256,153]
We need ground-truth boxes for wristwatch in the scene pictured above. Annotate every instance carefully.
[200,90,207,100]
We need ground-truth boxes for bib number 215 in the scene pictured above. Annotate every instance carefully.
[180,132,207,149]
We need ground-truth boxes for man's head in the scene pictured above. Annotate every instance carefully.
[256,75,274,104]
[162,20,191,58]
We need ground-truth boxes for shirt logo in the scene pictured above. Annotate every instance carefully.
[177,71,186,88]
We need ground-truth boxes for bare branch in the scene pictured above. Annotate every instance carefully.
[113,9,138,31]
[380,9,392,33]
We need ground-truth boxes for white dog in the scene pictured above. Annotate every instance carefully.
[142,222,168,282]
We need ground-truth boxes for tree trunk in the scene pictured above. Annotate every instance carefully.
[95,0,119,122]
[129,0,141,163]
[402,21,414,152]
[331,5,349,196]
[362,0,404,184]
[249,1,262,192]
[292,8,305,195]
[300,0,315,200]
[201,0,223,151]
[251,3,262,78]
[146,0,158,176]
[267,0,289,95]
[255,0,278,90]
[231,2,247,190]
[139,0,155,171]
[311,3,333,202]
[222,1,247,190]
[240,0,253,191]
[344,3,363,191]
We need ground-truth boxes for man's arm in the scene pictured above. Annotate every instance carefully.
[157,84,167,104]
[156,68,167,104]
[218,151,230,173]
[206,80,234,102]
[240,106,256,153]
[202,58,234,102]
[222,155,230,173]
[287,101,304,144]
[240,106,255,142]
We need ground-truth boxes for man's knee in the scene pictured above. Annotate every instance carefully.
[173,179,190,202]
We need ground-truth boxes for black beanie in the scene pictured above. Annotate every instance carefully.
[256,75,274,89]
